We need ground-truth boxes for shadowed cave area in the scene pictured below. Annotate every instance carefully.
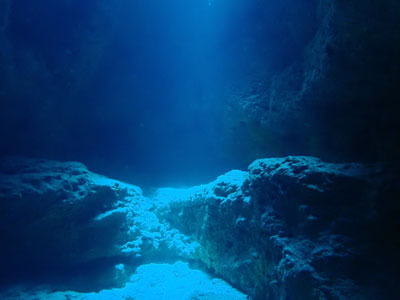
[0,0,399,299]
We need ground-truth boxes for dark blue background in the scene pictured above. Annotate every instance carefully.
[1,0,399,188]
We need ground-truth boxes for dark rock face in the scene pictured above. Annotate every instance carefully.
[227,0,400,163]
[0,156,398,299]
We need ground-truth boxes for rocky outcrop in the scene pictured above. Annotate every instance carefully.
[154,156,399,299]
[0,157,145,284]
[0,156,398,299]
[0,156,211,288]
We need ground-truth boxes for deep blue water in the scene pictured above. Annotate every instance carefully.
[0,0,323,188]
[1,0,399,188]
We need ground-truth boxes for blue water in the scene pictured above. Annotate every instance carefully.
[0,0,320,188]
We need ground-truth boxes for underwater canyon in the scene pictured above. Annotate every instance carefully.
[0,0,399,299]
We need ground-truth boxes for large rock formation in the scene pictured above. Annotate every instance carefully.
[225,0,400,164]
[0,156,398,299]
[155,156,399,299]
[0,157,143,284]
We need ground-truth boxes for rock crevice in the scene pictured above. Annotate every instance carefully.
[0,156,398,299]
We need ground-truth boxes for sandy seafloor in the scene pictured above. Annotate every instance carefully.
[0,261,249,300]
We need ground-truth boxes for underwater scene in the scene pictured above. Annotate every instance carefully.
[0,0,399,299]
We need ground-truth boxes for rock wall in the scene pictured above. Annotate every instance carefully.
[231,0,400,163]
[1,156,398,299]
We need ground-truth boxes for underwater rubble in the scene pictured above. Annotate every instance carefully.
[0,156,398,299]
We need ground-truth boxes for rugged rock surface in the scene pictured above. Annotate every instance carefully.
[0,157,209,289]
[0,156,398,299]
[225,0,400,163]
[0,157,143,284]
[155,157,399,299]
